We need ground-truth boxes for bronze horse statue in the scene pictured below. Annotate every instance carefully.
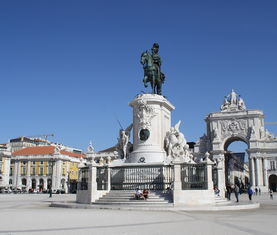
[140,51,165,95]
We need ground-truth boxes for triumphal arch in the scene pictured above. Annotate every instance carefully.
[195,90,277,193]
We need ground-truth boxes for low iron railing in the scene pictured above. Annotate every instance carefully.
[77,167,89,191]
[97,167,108,190]
[110,165,174,190]
[181,163,207,190]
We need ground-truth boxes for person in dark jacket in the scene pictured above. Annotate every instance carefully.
[234,184,240,202]
[226,184,232,200]
[247,187,253,201]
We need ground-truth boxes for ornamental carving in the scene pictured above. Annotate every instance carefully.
[136,99,157,129]
[220,119,247,138]
[220,89,246,112]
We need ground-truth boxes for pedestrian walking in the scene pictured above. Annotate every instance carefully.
[258,188,261,195]
[247,187,253,201]
[49,187,52,198]
[226,184,232,200]
[269,189,273,200]
[255,187,258,195]
[234,184,240,202]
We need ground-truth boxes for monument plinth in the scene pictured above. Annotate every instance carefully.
[126,94,175,164]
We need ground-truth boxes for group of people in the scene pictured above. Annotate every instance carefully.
[134,188,149,200]
[224,184,274,202]
[225,184,241,202]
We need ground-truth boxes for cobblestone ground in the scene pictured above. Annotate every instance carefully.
[0,193,276,235]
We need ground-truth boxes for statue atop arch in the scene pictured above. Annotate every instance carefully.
[140,43,166,95]
[220,89,246,112]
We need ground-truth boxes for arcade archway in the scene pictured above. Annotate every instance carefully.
[199,90,277,194]
[269,174,277,192]
[224,138,249,188]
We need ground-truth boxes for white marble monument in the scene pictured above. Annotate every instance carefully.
[126,94,175,164]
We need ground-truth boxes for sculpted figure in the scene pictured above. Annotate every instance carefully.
[220,96,230,111]
[229,89,238,105]
[238,96,246,110]
[164,121,192,161]
[140,43,165,95]
[117,124,133,159]
[259,127,265,139]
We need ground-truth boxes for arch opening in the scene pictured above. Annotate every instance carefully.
[269,174,277,192]
[224,138,249,190]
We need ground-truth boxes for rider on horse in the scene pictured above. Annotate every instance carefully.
[141,43,165,95]
[151,43,165,87]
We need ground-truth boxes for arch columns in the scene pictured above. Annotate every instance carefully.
[212,151,225,196]
[249,155,256,187]
[249,151,268,190]
[263,158,268,189]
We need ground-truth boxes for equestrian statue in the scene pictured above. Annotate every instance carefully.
[140,43,165,95]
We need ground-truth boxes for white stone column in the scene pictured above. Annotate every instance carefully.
[54,160,62,190]
[173,163,182,205]
[256,157,262,187]
[263,158,268,188]
[107,166,111,191]
[3,156,11,186]
[173,163,182,190]
[90,165,98,202]
[250,157,256,187]
[26,161,31,190]
[215,154,225,197]
[15,161,21,187]
[206,161,214,191]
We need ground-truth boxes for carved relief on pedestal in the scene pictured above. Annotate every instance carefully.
[136,99,157,129]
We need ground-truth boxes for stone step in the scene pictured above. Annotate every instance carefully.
[214,196,231,205]
[97,198,168,202]
[103,194,164,198]
[93,201,171,205]
[94,190,173,205]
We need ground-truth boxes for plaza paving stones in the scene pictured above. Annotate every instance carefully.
[0,193,276,235]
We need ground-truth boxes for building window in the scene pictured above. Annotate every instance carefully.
[32,167,35,175]
[22,167,26,175]
[270,161,276,171]
[40,161,43,165]
[32,161,35,165]
[48,166,52,175]
[39,167,43,175]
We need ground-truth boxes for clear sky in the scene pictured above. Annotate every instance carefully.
[0,0,277,152]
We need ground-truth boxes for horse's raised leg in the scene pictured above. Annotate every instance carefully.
[143,76,148,88]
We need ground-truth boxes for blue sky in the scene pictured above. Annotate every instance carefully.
[0,0,277,152]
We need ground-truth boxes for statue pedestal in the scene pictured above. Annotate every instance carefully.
[126,94,175,164]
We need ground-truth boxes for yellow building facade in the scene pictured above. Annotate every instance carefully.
[10,145,85,192]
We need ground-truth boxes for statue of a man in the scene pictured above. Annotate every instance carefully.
[151,43,165,84]
[151,43,161,71]
[140,43,165,95]
[118,129,128,159]
[229,89,238,105]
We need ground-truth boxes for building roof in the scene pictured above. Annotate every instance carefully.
[98,145,117,153]
[12,146,84,158]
